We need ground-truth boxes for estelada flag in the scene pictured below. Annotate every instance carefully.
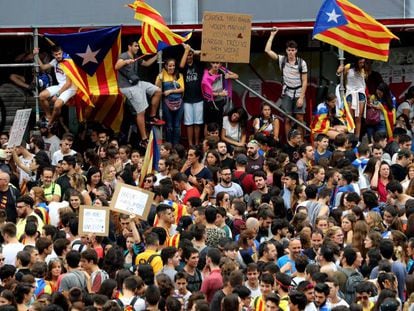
[139,128,160,187]
[128,0,192,54]
[313,0,398,61]
[45,27,124,131]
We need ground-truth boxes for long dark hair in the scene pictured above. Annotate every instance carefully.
[164,58,180,80]
[227,106,248,128]
[377,82,394,110]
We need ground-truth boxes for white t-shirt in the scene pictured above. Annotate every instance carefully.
[222,116,241,142]
[18,154,34,185]
[51,149,77,166]
[245,281,261,298]
[346,68,366,92]
[49,59,67,86]
[3,242,25,266]
[330,298,349,308]
[43,135,61,159]
[114,296,146,311]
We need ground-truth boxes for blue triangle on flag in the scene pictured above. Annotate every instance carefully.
[313,0,348,37]
[45,26,120,76]
[157,40,170,52]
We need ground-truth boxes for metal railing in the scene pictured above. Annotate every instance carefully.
[0,28,40,126]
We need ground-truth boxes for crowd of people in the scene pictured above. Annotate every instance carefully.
[0,27,413,311]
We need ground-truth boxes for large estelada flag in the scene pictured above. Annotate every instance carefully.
[45,27,124,131]
[128,0,192,54]
[312,0,398,61]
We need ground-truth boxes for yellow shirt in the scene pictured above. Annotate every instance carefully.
[279,295,289,311]
[16,211,44,240]
[135,249,162,274]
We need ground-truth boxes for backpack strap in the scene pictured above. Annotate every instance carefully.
[116,298,124,308]
[238,172,247,183]
[129,296,138,308]
[147,254,160,265]
[280,56,304,89]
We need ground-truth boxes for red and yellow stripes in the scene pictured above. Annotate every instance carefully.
[343,95,355,132]
[59,31,123,131]
[311,113,330,134]
[314,0,398,61]
[128,0,192,54]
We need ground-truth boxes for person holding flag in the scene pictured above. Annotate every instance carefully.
[336,57,366,139]
[34,45,77,128]
[115,38,163,148]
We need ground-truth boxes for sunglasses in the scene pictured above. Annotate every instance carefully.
[357,295,369,301]
[0,258,4,262]
[144,179,153,183]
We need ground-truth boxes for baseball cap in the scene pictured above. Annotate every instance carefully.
[235,154,248,165]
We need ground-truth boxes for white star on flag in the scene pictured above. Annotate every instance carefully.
[326,9,341,23]
[76,45,101,66]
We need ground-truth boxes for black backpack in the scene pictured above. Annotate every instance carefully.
[138,253,161,265]
[341,269,364,304]
[116,296,139,311]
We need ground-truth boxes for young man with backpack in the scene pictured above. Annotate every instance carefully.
[265,27,308,139]
[337,247,364,305]
[59,250,90,295]
[232,154,256,197]
[80,248,109,293]
[135,232,162,274]
[115,276,146,311]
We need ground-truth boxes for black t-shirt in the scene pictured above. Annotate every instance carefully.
[0,186,20,223]
[181,62,204,103]
[210,290,226,311]
[220,157,235,171]
[246,156,264,174]
[282,143,300,163]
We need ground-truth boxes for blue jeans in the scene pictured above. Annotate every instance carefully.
[162,102,184,145]
[366,120,386,142]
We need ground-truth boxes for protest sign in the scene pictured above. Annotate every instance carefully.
[201,12,252,63]
[7,109,32,147]
[109,183,154,220]
[79,205,110,237]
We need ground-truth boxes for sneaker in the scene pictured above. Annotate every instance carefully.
[148,116,165,126]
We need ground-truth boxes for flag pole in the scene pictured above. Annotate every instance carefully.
[157,50,163,142]
[338,48,345,101]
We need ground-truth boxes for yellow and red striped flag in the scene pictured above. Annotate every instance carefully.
[128,0,192,54]
[139,129,160,187]
[45,27,124,131]
[313,0,398,61]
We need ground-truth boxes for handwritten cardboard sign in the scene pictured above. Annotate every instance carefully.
[7,109,32,148]
[201,12,252,63]
[109,183,154,220]
[79,205,110,237]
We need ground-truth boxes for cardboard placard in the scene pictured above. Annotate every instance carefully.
[7,109,32,148]
[201,12,252,63]
[78,205,110,237]
[109,183,154,220]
